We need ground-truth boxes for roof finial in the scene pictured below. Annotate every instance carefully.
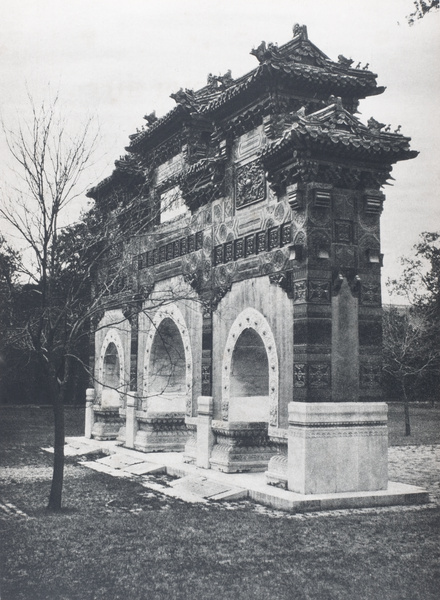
[338,55,354,68]
[292,24,308,39]
[367,117,385,134]
[143,111,157,125]
[250,41,280,64]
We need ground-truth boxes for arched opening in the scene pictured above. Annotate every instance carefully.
[147,317,187,412]
[229,328,270,422]
[102,342,121,407]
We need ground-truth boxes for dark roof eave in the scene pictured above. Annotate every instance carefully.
[125,104,189,152]
[262,132,418,165]
[86,168,144,200]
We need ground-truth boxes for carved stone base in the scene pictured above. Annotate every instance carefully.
[183,423,197,464]
[91,409,123,441]
[210,421,277,473]
[134,413,189,453]
[288,402,388,494]
[266,454,288,489]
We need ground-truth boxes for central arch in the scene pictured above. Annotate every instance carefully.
[143,304,193,415]
[222,307,279,425]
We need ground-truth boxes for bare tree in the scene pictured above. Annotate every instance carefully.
[383,304,439,435]
[407,0,439,25]
[384,232,440,435]
[1,95,100,510]
[1,95,206,509]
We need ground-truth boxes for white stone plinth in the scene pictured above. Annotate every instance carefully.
[196,396,215,469]
[287,402,388,495]
[125,392,138,448]
[84,388,95,439]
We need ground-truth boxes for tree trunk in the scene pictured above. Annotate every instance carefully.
[47,380,65,510]
[402,381,411,437]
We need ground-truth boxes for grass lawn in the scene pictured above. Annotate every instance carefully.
[0,404,439,600]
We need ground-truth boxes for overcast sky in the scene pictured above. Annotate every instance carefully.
[1,0,439,300]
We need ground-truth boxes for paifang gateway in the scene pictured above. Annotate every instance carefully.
[84,25,417,494]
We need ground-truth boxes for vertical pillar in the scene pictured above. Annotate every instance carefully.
[286,183,388,494]
[125,391,138,448]
[197,396,215,469]
[85,388,95,438]
[331,276,359,401]
[201,305,213,397]
[289,184,333,403]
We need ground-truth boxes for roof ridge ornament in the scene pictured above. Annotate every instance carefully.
[143,111,157,125]
[338,55,354,68]
[367,117,386,134]
[292,24,308,40]
[207,69,233,89]
[250,41,281,64]
[170,88,198,111]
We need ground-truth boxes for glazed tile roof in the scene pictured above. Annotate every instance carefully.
[262,100,418,163]
[89,25,412,201]
[126,25,384,152]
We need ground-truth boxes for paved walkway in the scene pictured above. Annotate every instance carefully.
[59,437,433,514]
[3,441,437,520]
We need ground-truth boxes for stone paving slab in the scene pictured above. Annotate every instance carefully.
[96,454,144,469]
[80,460,132,478]
[43,437,117,457]
[210,488,249,501]
[140,478,208,503]
[122,462,166,475]
[169,475,247,500]
[42,444,99,457]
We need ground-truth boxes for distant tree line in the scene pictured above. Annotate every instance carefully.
[383,232,440,434]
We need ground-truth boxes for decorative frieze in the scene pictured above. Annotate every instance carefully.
[360,363,382,388]
[245,234,255,257]
[268,227,280,250]
[361,282,381,306]
[294,364,307,387]
[234,238,244,260]
[281,223,292,246]
[309,363,331,388]
[201,364,211,396]
[334,244,357,269]
[210,422,278,473]
[235,160,266,209]
[335,220,354,244]
[293,280,307,303]
[224,241,233,263]
[212,222,291,267]
[256,231,267,253]
[136,231,203,270]
[134,414,190,452]
[308,280,331,303]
